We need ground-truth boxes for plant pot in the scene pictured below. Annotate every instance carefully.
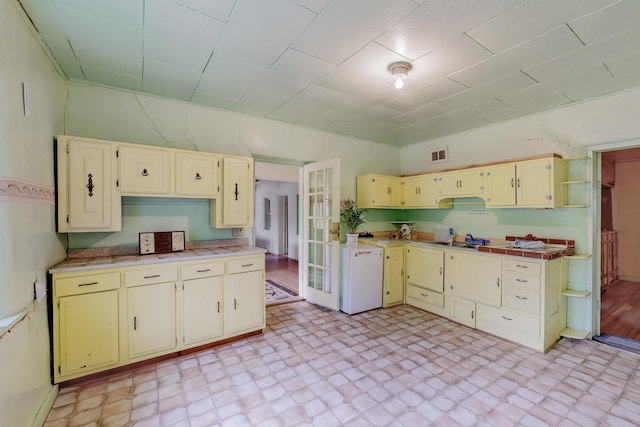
[346,233,359,245]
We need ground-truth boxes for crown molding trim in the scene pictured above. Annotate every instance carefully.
[0,177,55,204]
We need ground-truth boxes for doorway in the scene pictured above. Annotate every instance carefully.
[254,161,301,305]
[598,147,640,341]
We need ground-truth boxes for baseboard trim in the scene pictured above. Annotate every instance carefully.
[32,384,58,427]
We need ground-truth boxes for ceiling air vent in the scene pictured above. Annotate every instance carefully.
[431,147,448,163]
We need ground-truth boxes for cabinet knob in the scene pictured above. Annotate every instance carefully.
[195,172,201,180]
[141,168,149,176]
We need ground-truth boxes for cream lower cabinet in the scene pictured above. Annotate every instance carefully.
[224,256,266,337]
[51,253,265,383]
[383,245,405,307]
[127,282,177,359]
[405,244,447,316]
[181,261,225,348]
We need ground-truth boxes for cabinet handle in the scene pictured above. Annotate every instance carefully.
[460,180,463,188]
[141,168,149,177]
[439,267,443,275]
[217,301,220,313]
[234,183,239,201]
[133,316,137,330]
[516,278,528,283]
[501,315,513,321]
[510,178,514,188]
[144,274,161,279]
[195,172,201,180]
[497,277,500,287]
[471,310,474,320]
[516,178,520,188]
[234,298,237,310]
[197,269,211,273]
[516,295,528,300]
[78,281,98,287]
[420,293,429,298]
[516,264,528,269]
[241,263,254,268]
[86,174,94,197]
[400,269,404,277]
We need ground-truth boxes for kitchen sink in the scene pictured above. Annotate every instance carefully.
[429,241,479,248]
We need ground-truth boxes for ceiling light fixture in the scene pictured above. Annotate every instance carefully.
[388,61,412,89]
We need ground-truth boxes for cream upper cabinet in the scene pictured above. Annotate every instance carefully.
[357,174,402,208]
[118,145,172,195]
[517,157,565,208]
[436,167,484,199]
[484,157,566,208]
[57,135,121,232]
[175,151,220,197]
[403,174,450,208]
[484,163,517,207]
[211,156,254,228]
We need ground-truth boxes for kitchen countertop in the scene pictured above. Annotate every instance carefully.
[49,245,267,274]
[359,237,574,260]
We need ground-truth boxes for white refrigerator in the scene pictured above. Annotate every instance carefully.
[340,245,383,314]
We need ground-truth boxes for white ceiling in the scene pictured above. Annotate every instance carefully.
[18,0,640,147]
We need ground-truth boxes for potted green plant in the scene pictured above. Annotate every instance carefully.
[340,198,366,245]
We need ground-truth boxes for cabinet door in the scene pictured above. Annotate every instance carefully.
[224,270,265,337]
[451,297,476,328]
[485,163,516,207]
[60,137,121,232]
[183,276,223,347]
[404,175,439,208]
[221,157,254,226]
[383,246,404,307]
[128,282,177,359]
[447,251,502,307]
[59,290,119,378]
[437,168,484,198]
[405,246,444,292]
[175,152,219,197]
[516,158,555,207]
[402,176,421,207]
[119,145,171,195]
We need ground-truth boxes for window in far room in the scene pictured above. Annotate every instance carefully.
[264,198,271,230]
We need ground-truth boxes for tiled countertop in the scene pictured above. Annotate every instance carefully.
[49,245,266,274]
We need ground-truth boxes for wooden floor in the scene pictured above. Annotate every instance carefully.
[265,253,300,295]
[600,279,640,341]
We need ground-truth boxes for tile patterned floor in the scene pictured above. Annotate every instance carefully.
[44,302,640,426]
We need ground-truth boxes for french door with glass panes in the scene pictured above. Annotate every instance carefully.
[302,159,340,310]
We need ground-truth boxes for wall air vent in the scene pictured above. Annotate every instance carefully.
[431,147,448,163]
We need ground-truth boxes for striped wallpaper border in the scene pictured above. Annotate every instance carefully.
[0,177,55,204]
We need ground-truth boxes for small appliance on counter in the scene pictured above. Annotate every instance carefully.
[434,224,455,244]
[139,231,185,255]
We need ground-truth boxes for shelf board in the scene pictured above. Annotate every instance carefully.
[562,289,591,298]
[562,180,591,185]
[561,204,589,208]
[564,253,592,259]
[560,328,590,339]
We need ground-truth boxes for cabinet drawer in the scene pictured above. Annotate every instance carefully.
[504,258,541,276]
[227,256,264,274]
[477,304,539,336]
[181,261,225,280]
[124,266,178,286]
[503,272,541,291]
[406,284,444,307]
[56,272,120,297]
[503,287,540,316]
